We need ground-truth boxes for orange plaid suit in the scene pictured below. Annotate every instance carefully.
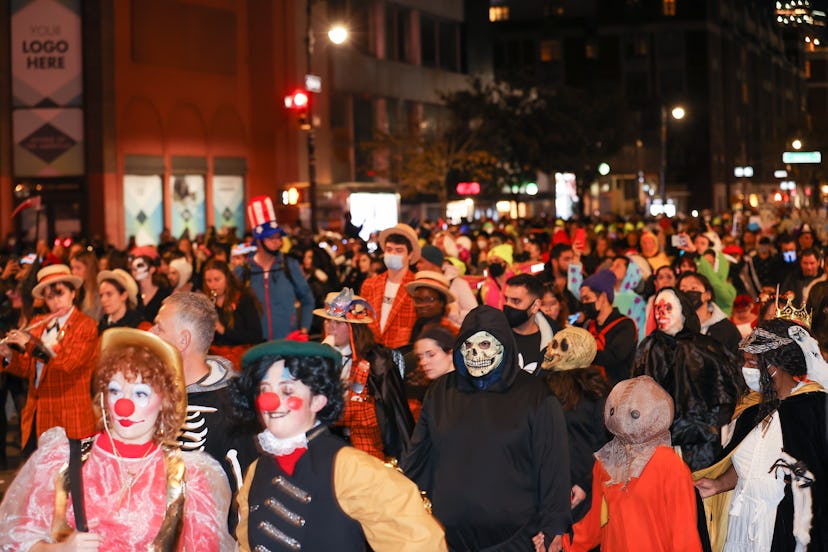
[360,270,417,348]
[5,309,99,446]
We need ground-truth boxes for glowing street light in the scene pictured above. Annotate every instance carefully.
[792,139,803,150]
[328,25,348,45]
[671,106,686,120]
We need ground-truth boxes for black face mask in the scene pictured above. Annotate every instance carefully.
[489,263,506,278]
[684,290,704,310]
[582,301,598,320]
[504,305,531,328]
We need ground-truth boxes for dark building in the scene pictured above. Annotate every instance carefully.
[487,0,808,214]
[0,0,471,248]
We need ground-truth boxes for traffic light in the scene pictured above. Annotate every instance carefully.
[284,89,311,130]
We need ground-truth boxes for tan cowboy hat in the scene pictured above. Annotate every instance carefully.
[313,288,375,324]
[379,223,422,264]
[100,328,187,429]
[32,264,83,299]
[405,270,456,303]
[97,269,139,308]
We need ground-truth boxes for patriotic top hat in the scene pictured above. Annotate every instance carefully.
[247,196,286,240]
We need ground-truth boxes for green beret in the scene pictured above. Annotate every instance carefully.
[241,339,342,369]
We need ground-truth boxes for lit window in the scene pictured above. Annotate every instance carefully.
[663,0,676,16]
[585,41,598,59]
[489,5,510,22]
[540,39,561,62]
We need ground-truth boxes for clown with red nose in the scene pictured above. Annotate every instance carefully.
[232,340,447,551]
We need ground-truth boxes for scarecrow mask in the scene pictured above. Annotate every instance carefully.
[461,331,504,377]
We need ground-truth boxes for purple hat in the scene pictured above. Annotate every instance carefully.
[582,269,617,303]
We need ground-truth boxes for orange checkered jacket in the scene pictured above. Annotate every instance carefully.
[360,270,417,349]
[6,308,99,446]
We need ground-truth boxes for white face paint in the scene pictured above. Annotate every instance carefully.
[654,290,684,336]
[131,258,151,282]
[461,331,504,377]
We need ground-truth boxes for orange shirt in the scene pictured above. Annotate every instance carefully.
[568,447,703,552]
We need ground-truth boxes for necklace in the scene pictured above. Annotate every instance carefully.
[100,415,160,509]
[112,440,158,508]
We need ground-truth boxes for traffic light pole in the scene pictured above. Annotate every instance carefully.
[305,0,318,233]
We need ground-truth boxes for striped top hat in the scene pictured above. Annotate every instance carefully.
[247,196,286,240]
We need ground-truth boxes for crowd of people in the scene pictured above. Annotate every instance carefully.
[0,197,825,551]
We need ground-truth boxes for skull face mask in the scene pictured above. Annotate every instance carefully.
[654,290,683,336]
[461,331,504,377]
[541,326,597,371]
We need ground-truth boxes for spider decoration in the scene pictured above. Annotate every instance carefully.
[769,456,814,488]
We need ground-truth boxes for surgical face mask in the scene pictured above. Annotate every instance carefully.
[384,254,404,271]
[504,305,531,328]
[741,366,762,393]
[782,250,797,263]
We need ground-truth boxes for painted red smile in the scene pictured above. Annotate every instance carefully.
[117,419,143,427]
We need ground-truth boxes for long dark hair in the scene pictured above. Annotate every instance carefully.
[752,319,807,421]
[545,367,610,411]
[202,258,262,329]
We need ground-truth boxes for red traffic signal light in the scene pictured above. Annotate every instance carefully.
[284,90,309,109]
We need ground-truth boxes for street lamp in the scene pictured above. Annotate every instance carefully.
[792,138,803,150]
[303,3,348,233]
[328,24,348,45]
[659,104,687,205]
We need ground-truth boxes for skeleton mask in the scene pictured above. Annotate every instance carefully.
[541,327,597,371]
[654,290,683,336]
[461,331,504,377]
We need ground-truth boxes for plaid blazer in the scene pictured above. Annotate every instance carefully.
[360,270,417,349]
[6,308,99,446]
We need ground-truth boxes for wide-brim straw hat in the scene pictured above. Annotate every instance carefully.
[313,288,375,324]
[99,328,186,430]
[97,269,139,308]
[379,223,421,264]
[405,270,456,303]
[32,264,83,299]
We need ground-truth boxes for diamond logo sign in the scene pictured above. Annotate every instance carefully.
[19,123,77,164]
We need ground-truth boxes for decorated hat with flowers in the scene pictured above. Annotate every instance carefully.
[313,287,375,324]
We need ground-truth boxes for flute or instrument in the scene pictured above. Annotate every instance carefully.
[210,289,218,305]
[1,309,66,359]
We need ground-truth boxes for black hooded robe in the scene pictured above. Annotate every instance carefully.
[401,306,571,551]
[633,288,742,471]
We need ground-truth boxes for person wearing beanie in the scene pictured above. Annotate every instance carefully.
[168,256,194,292]
[418,244,478,327]
[480,243,515,309]
[579,269,637,386]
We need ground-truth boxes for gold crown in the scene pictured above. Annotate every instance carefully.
[775,292,812,329]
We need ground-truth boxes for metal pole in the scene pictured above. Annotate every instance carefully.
[306,0,318,233]
[659,104,667,205]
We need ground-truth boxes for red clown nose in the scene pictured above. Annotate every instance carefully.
[256,392,281,412]
[114,398,135,417]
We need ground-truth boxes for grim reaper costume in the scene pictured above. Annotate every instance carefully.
[401,305,571,550]
[632,288,741,471]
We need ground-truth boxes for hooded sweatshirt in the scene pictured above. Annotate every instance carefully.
[401,306,571,550]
